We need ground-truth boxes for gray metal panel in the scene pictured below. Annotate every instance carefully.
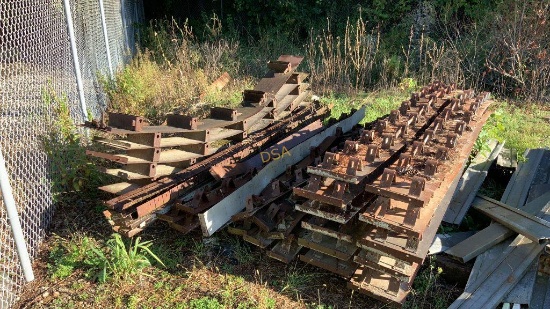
[445,223,514,263]
[504,260,538,304]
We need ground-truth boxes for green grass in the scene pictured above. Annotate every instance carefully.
[483,101,550,157]
[189,297,223,309]
[320,88,408,124]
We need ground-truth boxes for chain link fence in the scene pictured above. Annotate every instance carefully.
[0,0,143,307]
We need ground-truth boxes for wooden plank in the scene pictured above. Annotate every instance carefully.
[198,107,366,236]
[504,260,538,304]
[449,235,546,308]
[446,192,550,262]
[457,192,550,307]
[473,195,550,243]
[501,149,545,209]
[449,150,549,265]
[506,149,550,305]
[445,223,513,262]
[443,140,504,224]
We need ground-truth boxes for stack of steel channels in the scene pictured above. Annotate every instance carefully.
[84,55,326,236]
[158,118,330,235]
[86,55,310,183]
[280,83,492,305]
[351,91,492,304]
[292,82,459,278]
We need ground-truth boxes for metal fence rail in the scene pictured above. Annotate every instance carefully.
[0,1,143,307]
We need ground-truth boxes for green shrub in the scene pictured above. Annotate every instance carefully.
[41,84,104,198]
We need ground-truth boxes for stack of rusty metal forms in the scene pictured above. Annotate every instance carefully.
[349,90,492,304]
[84,55,329,237]
[227,116,364,263]
[228,82,493,305]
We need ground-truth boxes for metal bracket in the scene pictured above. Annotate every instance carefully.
[166,114,200,130]
[446,133,458,148]
[435,146,449,160]
[433,117,445,133]
[422,129,434,144]
[346,157,363,176]
[366,145,380,163]
[411,141,424,157]
[380,169,397,188]
[424,159,438,176]
[360,130,374,144]
[243,90,267,104]
[343,140,359,155]
[400,101,410,115]
[322,152,339,169]
[376,120,388,133]
[407,112,418,127]
[389,110,400,124]
[409,176,426,196]
[455,121,466,135]
[397,153,411,168]
[381,133,394,149]
[210,107,239,121]
[108,113,145,131]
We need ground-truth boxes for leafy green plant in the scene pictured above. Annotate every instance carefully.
[100,18,248,125]
[482,101,550,158]
[398,77,418,92]
[260,297,276,309]
[49,233,165,284]
[41,84,104,198]
[189,296,223,309]
[92,234,165,283]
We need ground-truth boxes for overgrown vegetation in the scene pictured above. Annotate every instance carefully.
[101,18,254,124]
[147,0,549,101]
[482,101,550,157]
[41,84,104,197]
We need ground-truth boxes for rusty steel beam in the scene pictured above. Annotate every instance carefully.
[107,112,146,131]
[106,104,327,214]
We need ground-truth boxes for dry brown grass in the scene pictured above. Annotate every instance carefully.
[306,14,380,95]
[100,19,254,125]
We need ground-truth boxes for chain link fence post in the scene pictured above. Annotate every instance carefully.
[0,147,34,283]
[99,0,114,78]
[62,0,89,121]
